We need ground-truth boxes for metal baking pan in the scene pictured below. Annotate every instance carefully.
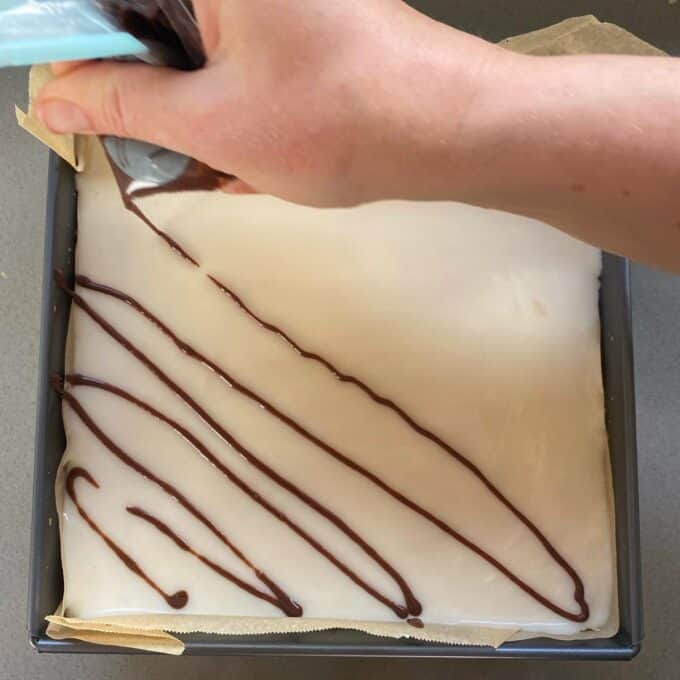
[27,152,642,659]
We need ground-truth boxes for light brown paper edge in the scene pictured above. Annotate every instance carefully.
[45,614,184,655]
[46,15,662,654]
[46,611,515,652]
[15,64,83,171]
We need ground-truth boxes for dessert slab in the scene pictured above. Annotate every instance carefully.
[28,152,641,659]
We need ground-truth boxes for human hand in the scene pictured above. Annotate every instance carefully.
[36,0,508,207]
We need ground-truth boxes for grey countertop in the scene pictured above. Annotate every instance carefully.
[2,3,679,678]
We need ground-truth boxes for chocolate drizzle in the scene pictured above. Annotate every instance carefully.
[124,199,199,266]
[54,375,300,616]
[55,273,420,618]
[65,373,412,619]
[67,271,589,623]
[65,466,189,609]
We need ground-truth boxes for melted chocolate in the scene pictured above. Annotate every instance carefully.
[126,199,199,266]
[53,374,300,616]
[407,618,424,629]
[100,1,205,70]
[69,272,588,623]
[55,272,419,618]
[65,466,188,609]
[66,373,411,619]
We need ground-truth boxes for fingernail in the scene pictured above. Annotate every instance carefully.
[37,100,92,134]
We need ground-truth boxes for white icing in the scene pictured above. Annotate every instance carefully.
[59,141,615,634]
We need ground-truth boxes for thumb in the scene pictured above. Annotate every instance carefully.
[36,61,197,151]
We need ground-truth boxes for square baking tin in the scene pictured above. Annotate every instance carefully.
[27,153,642,658]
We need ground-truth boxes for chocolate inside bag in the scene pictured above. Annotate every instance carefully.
[99,0,204,69]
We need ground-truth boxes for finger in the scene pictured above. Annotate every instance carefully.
[35,60,199,152]
[50,60,88,77]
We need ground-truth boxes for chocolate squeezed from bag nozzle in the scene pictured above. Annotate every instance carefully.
[126,159,236,200]
[105,152,235,265]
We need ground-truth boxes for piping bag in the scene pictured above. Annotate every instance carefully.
[3,0,234,199]
[97,1,236,201]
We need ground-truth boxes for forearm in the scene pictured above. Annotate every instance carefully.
[447,53,680,270]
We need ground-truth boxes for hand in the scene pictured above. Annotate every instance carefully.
[36,0,507,207]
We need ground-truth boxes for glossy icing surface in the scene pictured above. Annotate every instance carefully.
[58,141,615,634]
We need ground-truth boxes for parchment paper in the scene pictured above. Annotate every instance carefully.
[36,15,661,654]
[15,64,82,170]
